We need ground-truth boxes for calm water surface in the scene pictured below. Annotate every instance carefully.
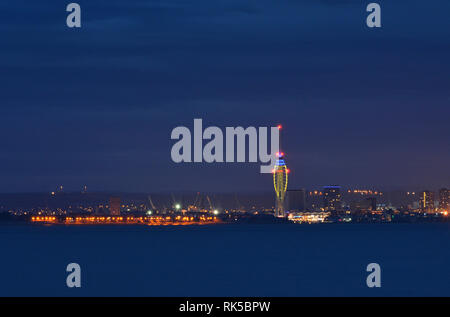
[0,223,448,296]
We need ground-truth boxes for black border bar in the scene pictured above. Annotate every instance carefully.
[1,297,448,306]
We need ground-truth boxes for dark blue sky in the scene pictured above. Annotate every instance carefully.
[0,0,449,192]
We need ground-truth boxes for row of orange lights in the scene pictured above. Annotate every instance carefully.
[31,216,218,224]
[31,216,57,222]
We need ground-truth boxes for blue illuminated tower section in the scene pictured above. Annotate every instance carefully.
[273,125,289,217]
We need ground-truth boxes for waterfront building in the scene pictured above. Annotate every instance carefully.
[323,186,342,212]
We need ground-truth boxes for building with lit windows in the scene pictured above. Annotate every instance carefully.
[419,191,434,212]
[439,188,449,211]
[323,186,342,212]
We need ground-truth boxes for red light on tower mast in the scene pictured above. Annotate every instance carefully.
[277,124,282,129]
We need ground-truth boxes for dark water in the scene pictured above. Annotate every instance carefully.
[0,223,448,296]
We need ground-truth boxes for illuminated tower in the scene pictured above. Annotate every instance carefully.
[273,125,289,217]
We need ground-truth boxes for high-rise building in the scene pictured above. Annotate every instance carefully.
[419,190,434,212]
[286,189,306,212]
[109,196,121,216]
[323,186,341,211]
[273,152,288,217]
[439,188,449,210]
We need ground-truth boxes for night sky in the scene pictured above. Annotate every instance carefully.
[0,0,449,193]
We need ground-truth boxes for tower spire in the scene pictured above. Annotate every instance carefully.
[277,124,282,154]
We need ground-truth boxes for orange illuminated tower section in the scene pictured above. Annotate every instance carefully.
[273,125,289,217]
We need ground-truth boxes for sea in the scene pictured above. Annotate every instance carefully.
[0,223,448,296]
